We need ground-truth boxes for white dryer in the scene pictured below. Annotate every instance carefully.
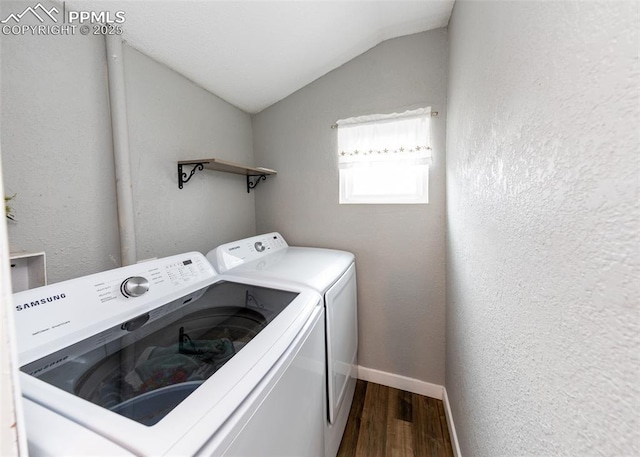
[207,233,358,457]
[12,252,325,456]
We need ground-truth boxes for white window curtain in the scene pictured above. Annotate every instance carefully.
[336,107,432,204]
[337,107,432,167]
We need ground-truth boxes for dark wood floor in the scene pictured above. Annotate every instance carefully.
[337,380,454,457]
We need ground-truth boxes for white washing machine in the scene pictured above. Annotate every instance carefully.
[12,252,325,456]
[207,233,358,457]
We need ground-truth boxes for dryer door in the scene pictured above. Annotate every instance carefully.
[325,262,357,424]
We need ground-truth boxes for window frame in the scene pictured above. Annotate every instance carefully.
[336,107,432,205]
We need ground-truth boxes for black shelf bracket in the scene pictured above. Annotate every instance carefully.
[178,162,208,189]
[247,174,267,193]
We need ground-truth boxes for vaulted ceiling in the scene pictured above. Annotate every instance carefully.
[75,1,454,113]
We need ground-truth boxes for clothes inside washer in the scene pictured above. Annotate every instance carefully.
[76,307,266,412]
[124,334,234,389]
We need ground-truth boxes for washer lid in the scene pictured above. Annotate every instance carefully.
[229,247,354,293]
[22,281,297,426]
[208,233,355,293]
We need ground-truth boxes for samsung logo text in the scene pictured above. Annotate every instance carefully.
[16,293,66,311]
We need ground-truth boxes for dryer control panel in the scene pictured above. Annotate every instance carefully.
[13,252,216,362]
[208,232,288,273]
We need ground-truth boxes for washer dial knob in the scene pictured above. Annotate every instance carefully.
[254,241,266,252]
[121,276,150,298]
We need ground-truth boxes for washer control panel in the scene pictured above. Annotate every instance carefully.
[207,232,288,273]
[13,252,217,361]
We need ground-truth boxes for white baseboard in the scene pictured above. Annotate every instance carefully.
[442,387,462,457]
[357,365,444,400]
[356,366,461,456]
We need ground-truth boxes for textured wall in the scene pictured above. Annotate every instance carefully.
[446,2,639,456]
[123,46,256,260]
[1,0,257,283]
[1,0,121,283]
[253,30,448,385]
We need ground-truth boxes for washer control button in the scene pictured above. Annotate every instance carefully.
[121,276,150,298]
[255,241,265,252]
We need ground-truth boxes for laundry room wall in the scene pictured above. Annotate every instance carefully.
[252,30,448,386]
[446,2,639,456]
[1,0,256,284]
[1,0,121,283]
[122,45,256,261]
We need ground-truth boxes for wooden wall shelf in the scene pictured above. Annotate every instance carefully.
[177,158,277,193]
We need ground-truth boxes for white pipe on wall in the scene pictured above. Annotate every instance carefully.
[105,35,137,266]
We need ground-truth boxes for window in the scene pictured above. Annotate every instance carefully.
[337,107,432,204]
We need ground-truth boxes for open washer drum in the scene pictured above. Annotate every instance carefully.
[12,252,323,456]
